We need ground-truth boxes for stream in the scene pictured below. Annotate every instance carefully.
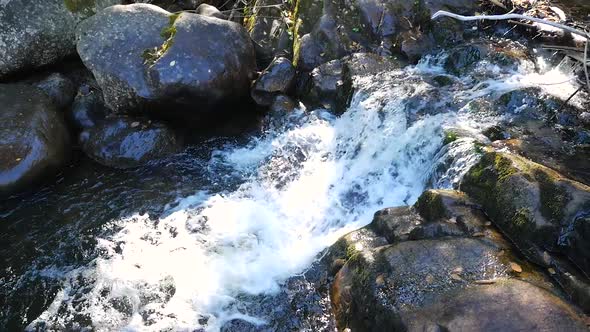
[0,45,582,331]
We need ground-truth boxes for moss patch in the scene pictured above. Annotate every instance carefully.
[443,130,458,145]
[535,170,569,224]
[64,0,96,15]
[415,190,447,221]
[142,13,180,66]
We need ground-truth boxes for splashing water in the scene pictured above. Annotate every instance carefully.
[28,49,582,331]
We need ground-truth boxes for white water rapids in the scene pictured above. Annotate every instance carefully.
[30,49,582,331]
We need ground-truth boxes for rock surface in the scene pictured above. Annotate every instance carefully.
[461,152,590,276]
[302,53,400,113]
[293,0,475,71]
[246,0,292,67]
[0,0,120,79]
[0,84,70,195]
[76,4,256,123]
[323,189,588,331]
[79,117,182,169]
[251,57,296,106]
[33,73,76,110]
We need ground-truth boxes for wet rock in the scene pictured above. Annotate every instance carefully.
[195,4,225,19]
[444,44,485,75]
[304,59,352,113]
[327,189,587,331]
[404,279,588,331]
[461,151,590,276]
[33,73,76,110]
[269,94,297,114]
[263,95,297,130]
[0,0,121,79]
[251,57,296,106]
[247,0,292,67]
[76,4,256,124]
[293,0,476,70]
[79,117,182,169]
[0,84,70,195]
[67,84,108,131]
[302,53,400,113]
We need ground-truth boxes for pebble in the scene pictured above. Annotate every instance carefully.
[510,262,523,273]
[450,273,463,281]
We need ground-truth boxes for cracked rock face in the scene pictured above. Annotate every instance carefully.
[76,4,256,126]
[0,0,120,79]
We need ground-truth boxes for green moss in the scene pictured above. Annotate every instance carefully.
[64,0,96,15]
[535,170,569,223]
[443,130,458,145]
[473,141,485,154]
[142,13,180,66]
[494,154,517,182]
[511,208,535,234]
[415,190,447,221]
[433,75,453,86]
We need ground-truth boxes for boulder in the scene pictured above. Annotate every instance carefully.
[195,4,226,19]
[302,53,400,113]
[461,152,590,276]
[251,57,296,106]
[0,0,120,79]
[76,4,256,124]
[79,117,182,168]
[293,0,476,70]
[326,189,588,330]
[33,73,76,110]
[0,84,70,195]
[404,279,588,331]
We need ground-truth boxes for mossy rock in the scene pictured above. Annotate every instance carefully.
[64,0,96,15]
[461,151,590,276]
[415,190,448,221]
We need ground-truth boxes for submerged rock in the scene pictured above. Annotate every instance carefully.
[76,4,256,124]
[80,117,183,169]
[0,0,121,79]
[324,189,588,330]
[0,84,70,195]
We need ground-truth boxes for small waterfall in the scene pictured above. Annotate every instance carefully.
[29,50,581,331]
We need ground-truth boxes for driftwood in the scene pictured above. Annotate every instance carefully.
[431,10,589,40]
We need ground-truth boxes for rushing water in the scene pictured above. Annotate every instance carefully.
[1,44,583,331]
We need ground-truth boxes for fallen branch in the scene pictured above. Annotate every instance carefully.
[431,10,589,40]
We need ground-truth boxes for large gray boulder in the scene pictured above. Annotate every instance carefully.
[0,0,120,79]
[326,190,589,331]
[0,84,70,195]
[76,4,256,124]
